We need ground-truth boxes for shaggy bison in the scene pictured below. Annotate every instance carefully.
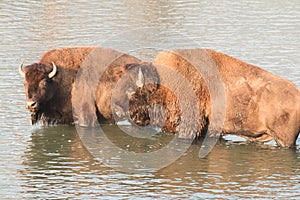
[19,47,159,125]
[129,49,300,148]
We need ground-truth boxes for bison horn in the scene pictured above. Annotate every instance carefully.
[19,60,25,78]
[136,68,145,88]
[48,62,57,78]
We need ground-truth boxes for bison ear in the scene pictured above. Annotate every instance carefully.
[136,67,145,88]
[48,62,57,79]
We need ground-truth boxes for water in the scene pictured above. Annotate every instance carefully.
[1,0,299,199]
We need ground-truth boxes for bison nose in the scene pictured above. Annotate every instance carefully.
[26,101,37,110]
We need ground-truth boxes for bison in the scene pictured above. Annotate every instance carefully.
[129,49,300,148]
[19,47,300,148]
[19,47,158,126]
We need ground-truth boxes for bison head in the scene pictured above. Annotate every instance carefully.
[19,61,58,124]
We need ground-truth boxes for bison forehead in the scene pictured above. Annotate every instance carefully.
[24,63,53,73]
[126,63,159,80]
[24,63,53,80]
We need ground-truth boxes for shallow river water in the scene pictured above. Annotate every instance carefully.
[1,0,299,199]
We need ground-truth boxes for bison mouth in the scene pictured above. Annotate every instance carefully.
[25,101,43,124]
[27,101,51,125]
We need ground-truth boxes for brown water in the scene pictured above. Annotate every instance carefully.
[1,0,299,199]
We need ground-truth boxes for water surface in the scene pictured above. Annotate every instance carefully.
[1,0,299,199]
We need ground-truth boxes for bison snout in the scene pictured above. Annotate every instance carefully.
[26,101,38,111]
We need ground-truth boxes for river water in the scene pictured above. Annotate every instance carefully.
[1,0,299,199]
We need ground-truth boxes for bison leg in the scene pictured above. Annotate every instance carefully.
[271,129,298,148]
[267,111,299,148]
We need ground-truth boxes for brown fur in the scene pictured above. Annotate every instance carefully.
[22,47,95,124]
[39,47,95,70]
[131,49,300,147]
[205,49,300,147]
[71,48,159,126]
[21,47,148,125]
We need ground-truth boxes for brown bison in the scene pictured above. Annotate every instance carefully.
[129,49,300,148]
[19,47,158,125]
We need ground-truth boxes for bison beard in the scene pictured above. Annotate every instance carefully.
[31,108,46,125]
[31,112,39,125]
[30,106,62,125]
[31,111,49,125]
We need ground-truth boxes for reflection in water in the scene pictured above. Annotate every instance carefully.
[20,126,103,198]
[20,126,300,199]
[76,125,193,173]
[158,141,300,198]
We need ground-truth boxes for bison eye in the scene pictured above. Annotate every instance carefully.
[40,79,51,87]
